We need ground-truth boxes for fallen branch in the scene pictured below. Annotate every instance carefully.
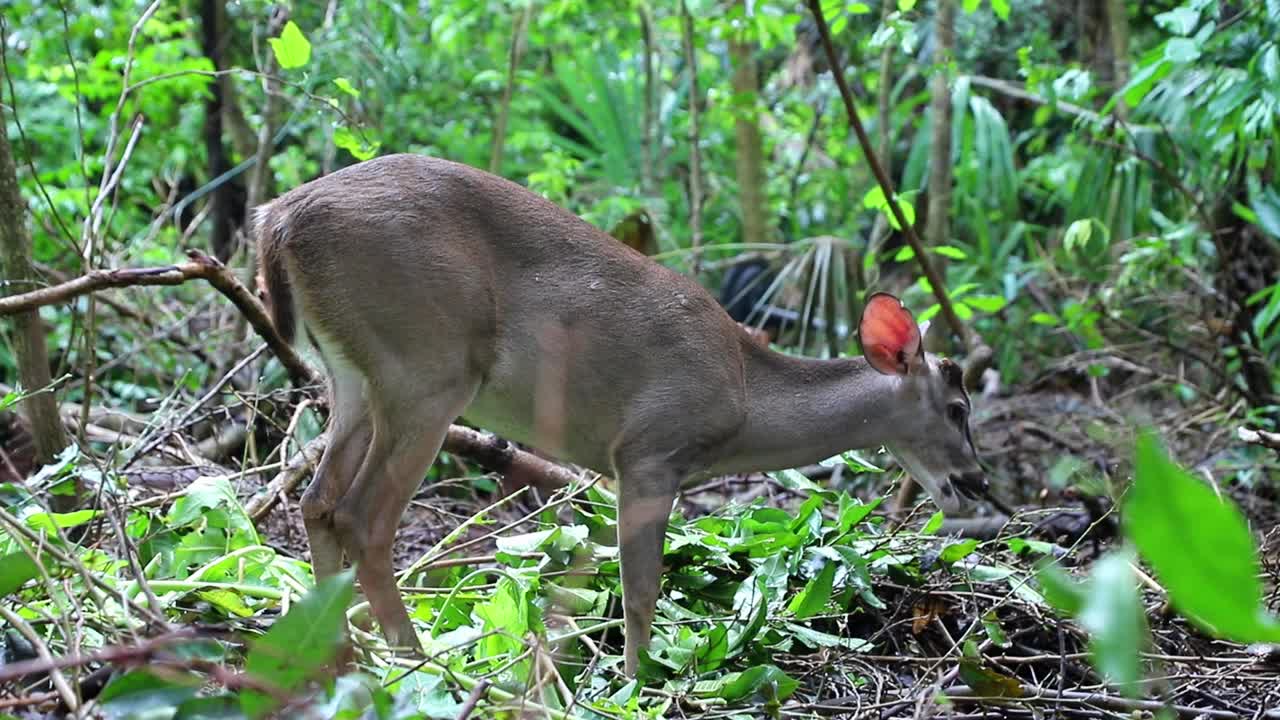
[1238,426,1280,453]
[246,435,325,521]
[0,250,318,387]
[944,683,1280,720]
[1,252,581,501]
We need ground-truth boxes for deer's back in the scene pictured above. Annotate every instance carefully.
[269,154,747,472]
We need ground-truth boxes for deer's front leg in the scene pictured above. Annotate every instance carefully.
[616,459,681,676]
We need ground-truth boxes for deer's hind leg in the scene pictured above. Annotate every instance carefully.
[331,359,479,652]
[302,360,373,581]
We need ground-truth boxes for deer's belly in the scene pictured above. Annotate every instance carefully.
[463,358,619,474]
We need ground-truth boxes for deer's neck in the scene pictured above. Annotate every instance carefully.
[708,340,905,476]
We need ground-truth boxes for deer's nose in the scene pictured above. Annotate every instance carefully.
[949,471,988,500]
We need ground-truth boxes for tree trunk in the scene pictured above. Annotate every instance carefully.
[0,106,70,468]
[639,2,656,195]
[201,0,234,261]
[924,0,954,252]
[680,0,705,273]
[730,24,766,254]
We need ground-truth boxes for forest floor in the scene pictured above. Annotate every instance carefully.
[248,364,1280,717]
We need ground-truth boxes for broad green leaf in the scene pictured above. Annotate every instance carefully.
[0,551,40,597]
[1155,7,1199,35]
[940,539,979,564]
[198,588,255,618]
[849,2,872,13]
[893,245,915,262]
[25,509,99,531]
[1249,184,1280,242]
[958,640,1022,696]
[990,0,1010,20]
[1078,552,1146,695]
[836,495,881,535]
[1063,219,1092,252]
[840,452,884,473]
[922,510,944,535]
[1124,434,1280,643]
[698,623,730,669]
[962,0,980,12]
[788,560,836,619]
[770,468,826,494]
[333,126,381,161]
[100,669,200,719]
[717,664,800,702]
[981,610,1010,648]
[1037,564,1084,615]
[785,622,872,651]
[332,77,360,98]
[1121,56,1172,106]
[898,0,916,10]
[387,672,464,719]
[1030,312,1060,326]
[933,245,968,260]
[169,477,259,546]
[1164,37,1201,63]
[963,295,1007,313]
[241,571,355,718]
[268,21,311,69]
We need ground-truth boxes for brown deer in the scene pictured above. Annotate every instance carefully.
[254,154,986,675]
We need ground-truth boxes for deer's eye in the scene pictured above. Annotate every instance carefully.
[947,403,967,427]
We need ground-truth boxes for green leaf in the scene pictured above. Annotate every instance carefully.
[718,664,800,702]
[1037,564,1084,615]
[100,669,200,719]
[981,610,1010,648]
[769,468,827,494]
[963,294,1007,313]
[1124,434,1280,643]
[958,640,1023,696]
[1030,312,1059,326]
[241,571,355,718]
[1078,552,1146,695]
[922,510,944,535]
[962,0,980,12]
[849,2,872,13]
[1164,37,1201,63]
[333,126,381,161]
[169,477,259,545]
[25,509,99,531]
[268,21,311,70]
[387,672,464,719]
[940,539,979,564]
[198,588,255,618]
[862,185,915,229]
[0,551,40,597]
[1063,219,1092,252]
[897,0,917,10]
[788,559,836,619]
[990,0,1010,20]
[785,622,872,651]
[933,245,968,260]
[332,77,360,98]
[1154,7,1199,35]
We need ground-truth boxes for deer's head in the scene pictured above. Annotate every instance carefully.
[859,293,986,514]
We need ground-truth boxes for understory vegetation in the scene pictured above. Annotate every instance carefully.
[1,0,1279,718]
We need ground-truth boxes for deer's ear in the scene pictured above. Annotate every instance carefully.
[859,293,924,376]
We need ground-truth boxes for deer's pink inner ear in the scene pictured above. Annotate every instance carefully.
[860,293,922,376]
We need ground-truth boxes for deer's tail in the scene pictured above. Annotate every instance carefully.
[254,202,297,344]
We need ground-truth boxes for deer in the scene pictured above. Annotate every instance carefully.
[254,153,987,676]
